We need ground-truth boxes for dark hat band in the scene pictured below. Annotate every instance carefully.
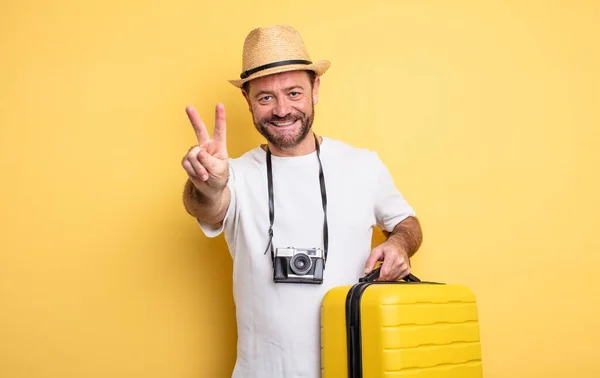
[240,59,312,79]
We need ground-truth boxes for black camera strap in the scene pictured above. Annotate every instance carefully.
[263,133,329,268]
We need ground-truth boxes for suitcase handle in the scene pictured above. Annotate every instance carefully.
[359,267,421,283]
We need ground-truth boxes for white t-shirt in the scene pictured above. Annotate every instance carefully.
[199,137,415,378]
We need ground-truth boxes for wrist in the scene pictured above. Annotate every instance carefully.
[386,233,408,253]
[188,180,220,205]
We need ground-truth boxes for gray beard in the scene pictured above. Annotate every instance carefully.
[253,105,315,150]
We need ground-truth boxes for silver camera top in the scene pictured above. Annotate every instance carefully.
[275,247,324,258]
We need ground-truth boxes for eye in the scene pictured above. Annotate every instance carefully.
[259,95,272,103]
[289,91,300,98]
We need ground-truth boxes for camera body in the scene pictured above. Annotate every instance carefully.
[273,247,324,284]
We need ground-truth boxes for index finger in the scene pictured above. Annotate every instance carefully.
[186,106,210,145]
[379,258,395,281]
[213,103,227,147]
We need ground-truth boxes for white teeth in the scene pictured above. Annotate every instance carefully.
[272,120,295,126]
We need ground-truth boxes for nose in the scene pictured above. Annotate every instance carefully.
[272,97,291,117]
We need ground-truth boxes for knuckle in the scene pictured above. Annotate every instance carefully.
[196,150,208,162]
[182,164,195,177]
[193,162,206,174]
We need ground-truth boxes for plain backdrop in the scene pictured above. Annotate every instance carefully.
[1,1,599,377]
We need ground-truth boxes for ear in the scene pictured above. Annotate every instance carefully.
[312,76,321,105]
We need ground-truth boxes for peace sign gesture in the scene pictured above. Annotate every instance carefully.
[181,104,229,195]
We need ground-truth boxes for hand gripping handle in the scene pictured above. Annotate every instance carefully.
[359,267,421,283]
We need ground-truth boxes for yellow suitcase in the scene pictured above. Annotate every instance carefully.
[321,268,483,378]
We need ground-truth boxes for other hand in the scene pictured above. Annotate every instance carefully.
[364,240,411,281]
[181,104,229,195]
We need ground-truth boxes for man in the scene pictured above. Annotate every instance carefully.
[181,25,422,378]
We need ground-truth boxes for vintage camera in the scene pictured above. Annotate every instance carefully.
[273,247,324,284]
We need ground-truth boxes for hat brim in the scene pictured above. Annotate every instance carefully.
[228,60,331,88]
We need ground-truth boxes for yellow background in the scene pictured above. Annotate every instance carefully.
[1,1,599,377]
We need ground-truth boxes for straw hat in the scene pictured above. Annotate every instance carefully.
[229,25,331,88]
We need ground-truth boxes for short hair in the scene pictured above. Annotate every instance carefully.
[242,70,317,95]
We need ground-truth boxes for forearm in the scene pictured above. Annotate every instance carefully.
[183,179,230,225]
[385,216,423,257]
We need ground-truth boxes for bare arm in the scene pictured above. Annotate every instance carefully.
[384,216,423,258]
[183,178,230,226]
[366,216,423,280]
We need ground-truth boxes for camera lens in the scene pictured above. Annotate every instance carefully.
[290,253,312,275]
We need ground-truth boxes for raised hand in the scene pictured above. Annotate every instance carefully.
[181,104,229,196]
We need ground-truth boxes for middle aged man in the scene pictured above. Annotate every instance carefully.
[181,24,422,378]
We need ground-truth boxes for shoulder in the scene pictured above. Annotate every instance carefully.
[225,145,265,183]
[321,137,383,168]
[229,146,264,169]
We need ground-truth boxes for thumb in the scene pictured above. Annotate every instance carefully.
[365,247,384,274]
[197,148,221,172]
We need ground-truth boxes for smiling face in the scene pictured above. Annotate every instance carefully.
[242,70,320,156]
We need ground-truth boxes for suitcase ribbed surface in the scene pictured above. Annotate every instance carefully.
[361,284,482,377]
[321,282,483,378]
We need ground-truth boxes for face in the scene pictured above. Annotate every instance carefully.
[243,71,320,151]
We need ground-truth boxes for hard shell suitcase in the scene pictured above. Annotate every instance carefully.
[320,268,483,378]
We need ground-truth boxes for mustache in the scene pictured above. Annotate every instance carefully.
[260,112,305,125]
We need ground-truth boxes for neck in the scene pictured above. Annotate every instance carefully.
[265,131,322,157]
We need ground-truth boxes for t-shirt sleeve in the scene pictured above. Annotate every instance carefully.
[372,152,416,232]
[196,162,238,239]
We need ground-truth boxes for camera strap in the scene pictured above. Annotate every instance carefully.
[263,133,329,268]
